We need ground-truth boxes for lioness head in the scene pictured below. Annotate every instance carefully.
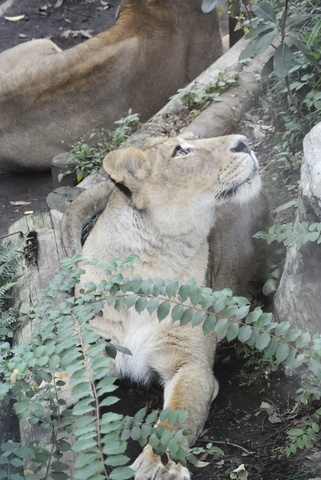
[103,135,261,237]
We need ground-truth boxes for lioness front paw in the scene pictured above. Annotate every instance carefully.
[131,445,190,480]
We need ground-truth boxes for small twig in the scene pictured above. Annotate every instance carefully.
[0,231,23,240]
[285,76,310,130]
[198,438,253,455]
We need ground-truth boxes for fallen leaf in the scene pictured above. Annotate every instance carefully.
[260,401,273,413]
[253,125,266,141]
[9,201,31,206]
[98,0,110,9]
[260,401,282,423]
[267,411,282,424]
[79,29,93,39]
[54,0,64,7]
[39,6,48,16]
[5,15,26,21]
[61,29,93,39]
[230,464,248,480]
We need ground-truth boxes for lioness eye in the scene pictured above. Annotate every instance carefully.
[172,146,192,157]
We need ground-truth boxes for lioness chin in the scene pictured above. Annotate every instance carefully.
[75,135,261,479]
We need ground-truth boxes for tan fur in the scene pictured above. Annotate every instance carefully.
[0,0,222,173]
[74,135,261,479]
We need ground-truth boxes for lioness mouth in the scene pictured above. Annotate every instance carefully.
[218,165,258,199]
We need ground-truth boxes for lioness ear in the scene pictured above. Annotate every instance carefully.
[103,147,150,195]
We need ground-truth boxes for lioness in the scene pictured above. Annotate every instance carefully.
[76,135,261,479]
[0,0,222,173]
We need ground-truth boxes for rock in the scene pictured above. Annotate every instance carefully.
[46,186,85,212]
[274,122,321,333]
[51,152,78,189]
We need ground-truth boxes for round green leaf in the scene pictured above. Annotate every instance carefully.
[191,310,206,327]
[179,285,190,302]
[180,309,193,326]
[135,296,148,314]
[72,382,92,399]
[256,332,271,351]
[123,294,137,308]
[273,43,293,78]
[165,280,179,298]
[100,396,119,407]
[252,2,276,22]
[109,466,135,480]
[276,343,290,363]
[226,322,239,342]
[254,29,277,55]
[201,0,218,13]
[245,309,262,324]
[157,301,171,321]
[190,286,202,306]
[295,332,311,349]
[238,325,252,343]
[146,296,159,315]
[214,318,228,339]
[171,304,185,322]
[131,426,141,441]
[275,321,291,337]
[105,455,131,467]
[75,452,100,469]
[202,314,216,335]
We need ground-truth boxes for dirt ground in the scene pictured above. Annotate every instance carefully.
[1,1,320,479]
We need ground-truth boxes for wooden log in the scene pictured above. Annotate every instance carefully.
[6,210,77,476]
[8,210,65,314]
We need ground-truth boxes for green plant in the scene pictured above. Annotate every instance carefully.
[283,372,321,456]
[242,344,279,373]
[0,255,226,479]
[1,254,321,478]
[0,241,21,341]
[178,74,238,112]
[253,213,321,295]
[238,1,321,173]
[254,221,321,247]
[67,110,139,182]
[285,409,321,456]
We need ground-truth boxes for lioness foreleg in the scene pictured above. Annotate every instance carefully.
[132,362,218,479]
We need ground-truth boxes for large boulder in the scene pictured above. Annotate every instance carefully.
[274,122,321,333]
[0,0,222,173]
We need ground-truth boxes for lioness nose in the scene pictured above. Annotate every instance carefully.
[230,139,250,154]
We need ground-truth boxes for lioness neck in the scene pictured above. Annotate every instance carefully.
[82,190,210,285]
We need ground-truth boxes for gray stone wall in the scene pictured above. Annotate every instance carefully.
[274,122,321,333]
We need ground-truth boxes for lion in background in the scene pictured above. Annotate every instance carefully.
[0,0,222,173]
[62,134,262,479]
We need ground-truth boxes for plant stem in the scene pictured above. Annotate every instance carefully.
[281,0,289,43]
[72,312,109,479]
[280,0,310,130]
[285,76,311,130]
